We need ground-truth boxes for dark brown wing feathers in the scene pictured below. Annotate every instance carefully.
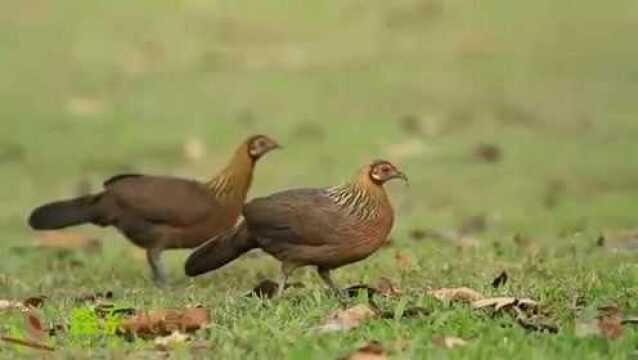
[104,176,218,227]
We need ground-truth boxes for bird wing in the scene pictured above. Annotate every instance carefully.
[104,175,218,226]
[244,188,347,246]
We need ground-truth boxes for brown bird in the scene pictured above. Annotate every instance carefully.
[185,160,407,294]
[28,135,280,284]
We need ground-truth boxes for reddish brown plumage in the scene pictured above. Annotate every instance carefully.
[28,135,279,283]
[185,160,406,293]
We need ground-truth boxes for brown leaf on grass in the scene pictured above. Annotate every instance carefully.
[375,277,402,297]
[0,299,26,311]
[154,331,190,351]
[597,305,624,339]
[0,308,54,352]
[432,336,469,349]
[472,297,539,313]
[511,307,559,334]
[34,231,101,253]
[491,272,509,289]
[315,305,377,333]
[118,308,210,338]
[576,305,624,339]
[24,309,46,342]
[473,297,557,334]
[601,229,638,252]
[23,296,46,308]
[339,341,387,360]
[428,288,484,303]
[0,336,55,352]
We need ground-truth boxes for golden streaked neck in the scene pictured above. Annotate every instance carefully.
[207,144,255,201]
[326,170,389,221]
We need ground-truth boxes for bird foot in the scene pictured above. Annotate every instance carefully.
[151,271,169,287]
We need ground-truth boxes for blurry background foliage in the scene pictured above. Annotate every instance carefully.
[1,0,637,290]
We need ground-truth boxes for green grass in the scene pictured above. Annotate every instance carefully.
[2,0,638,358]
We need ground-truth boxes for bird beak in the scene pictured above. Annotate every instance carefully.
[272,143,283,150]
[394,171,409,186]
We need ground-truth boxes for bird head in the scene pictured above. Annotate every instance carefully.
[368,160,408,185]
[246,135,281,160]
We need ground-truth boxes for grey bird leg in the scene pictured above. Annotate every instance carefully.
[277,262,297,297]
[318,268,343,296]
[147,248,167,285]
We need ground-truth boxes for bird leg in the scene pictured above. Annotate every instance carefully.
[277,262,297,297]
[318,268,343,296]
[146,248,167,285]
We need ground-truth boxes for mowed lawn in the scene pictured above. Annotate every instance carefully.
[1,0,638,358]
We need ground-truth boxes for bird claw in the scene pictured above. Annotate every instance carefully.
[152,275,168,287]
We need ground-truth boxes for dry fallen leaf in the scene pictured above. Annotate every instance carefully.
[154,331,190,350]
[598,305,624,339]
[24,309,46,342]
[576,305,624,339]
[0,299,26,311]
[339,341,387,360]
[0,336,55,352]
[472,297,538,312]
[0,307,54,352]
[23,296,46,308]
[375,277,402,297]
[315,305,377,333]
[428,287,485,303]
[473,296,557,333]
[601,229,638,252]
[119,308,210,338]
[432,336,469,349]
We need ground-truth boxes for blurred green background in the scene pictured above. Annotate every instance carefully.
[3,0,638,245]
[2,0,638,357]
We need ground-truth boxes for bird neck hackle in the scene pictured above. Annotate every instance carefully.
[207,142,255,201]
[326,165,390,221]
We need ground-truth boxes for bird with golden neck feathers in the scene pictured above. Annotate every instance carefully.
[29,135,280,284]
[185,160,407,295]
